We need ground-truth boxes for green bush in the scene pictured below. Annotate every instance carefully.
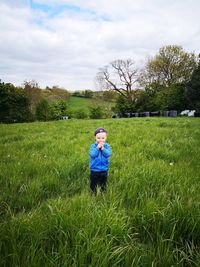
[89,106,104,119]
[0,82,32,123]
[35,99,50,121]
[73,109,88,119]
[114,94,136,115]
[49,100,68,120]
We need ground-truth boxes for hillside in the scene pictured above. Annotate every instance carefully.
[67,96,115,116]
[0,117,200,266]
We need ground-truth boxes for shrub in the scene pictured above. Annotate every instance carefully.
[0,81,32,123]
[73,109,88,119]
[35,99,50,121]
[89,106,103,119]
[49,100,68,120]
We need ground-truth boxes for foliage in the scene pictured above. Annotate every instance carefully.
[49,100,68,120]
[0,118,200,266]
[72,90,83,97]
[0,81,32,123]
[89,106,104,119]
[43,86,70,103]
[102,90,117,101]
[152,83,188,111]
[185,56,200,110]
[68,96,114,119]
[23,81,70,116]
[73,109,88,119]
[114,94,136,115]
[84,90,93,98]
[72,90,94,98]
[134,90,155,112]
[35,99,50,121]
[140,45,197,88]
[23,80,42,113]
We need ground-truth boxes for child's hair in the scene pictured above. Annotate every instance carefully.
[94,127,107,136]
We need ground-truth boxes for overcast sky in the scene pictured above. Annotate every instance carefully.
[0,0,200,90]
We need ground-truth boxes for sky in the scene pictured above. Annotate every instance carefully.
[0,0,200,90]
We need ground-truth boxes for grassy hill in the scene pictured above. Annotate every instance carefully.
[0,117,200,266]
[67,96,115,117]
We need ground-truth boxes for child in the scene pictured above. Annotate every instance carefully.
[89,127,112,195]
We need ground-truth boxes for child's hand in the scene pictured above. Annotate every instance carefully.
[98,142,103,149]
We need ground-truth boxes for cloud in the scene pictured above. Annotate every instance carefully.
[0,0,200,90]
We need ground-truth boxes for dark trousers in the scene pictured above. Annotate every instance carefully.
[90,171,108,194]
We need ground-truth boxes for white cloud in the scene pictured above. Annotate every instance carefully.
[0,0,200,90]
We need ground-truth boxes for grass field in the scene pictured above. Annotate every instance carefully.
[0,117,200,266]
[68,96,114,117]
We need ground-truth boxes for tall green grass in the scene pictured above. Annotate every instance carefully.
[0,118,200,266]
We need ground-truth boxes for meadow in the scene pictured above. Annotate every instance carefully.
[0,117,200,267]
[68,96,114,117]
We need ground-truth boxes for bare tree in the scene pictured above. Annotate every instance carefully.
[96,59,139,103]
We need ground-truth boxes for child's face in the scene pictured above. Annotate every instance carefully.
[95,132,107,144]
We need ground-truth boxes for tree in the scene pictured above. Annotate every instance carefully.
[35,99,49,121]
[89,106,103,119]
[102,90,117,101]
[114,94,136,115]
[84,90,93,98]
[43,86,70,102]
[72,91,83,97]
[134,90,154,112]
[152,83,187,111]
[23,80,42,113]
[49,100,68,120]
[185,55,200,110]
[0,81,32,123]
[140,45,197,88]
[96,59,139,103]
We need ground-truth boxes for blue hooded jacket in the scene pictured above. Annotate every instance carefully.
[89,142,112,172]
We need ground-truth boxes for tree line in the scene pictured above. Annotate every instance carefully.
[0,81,70,123]
[97,45,200,115]
[0,80,115,123]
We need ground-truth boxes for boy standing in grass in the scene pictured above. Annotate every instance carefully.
[89,127,112,195]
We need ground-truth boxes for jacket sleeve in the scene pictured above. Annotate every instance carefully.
[102,144,112,158]
[89,144,99,158]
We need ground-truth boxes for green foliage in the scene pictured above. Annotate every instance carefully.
[72,90,83,97]
[114,94,136,115]
[152,83,188,111]
[0,118,200,266]
[23,80,42,113]
[186,57,200,110]
[35,99,50,121]
[134,90,153,112]
[49,100,68,120]
[43,86,70,103]
[0,81,32,123]
[102,90,117,101]
[72,109,88,119]
[23,81,70,116]
[140,45,197,87]
[65,96,114,119]
[84,90,93,98]
[89,106,104,119]
[72,90,94,98]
